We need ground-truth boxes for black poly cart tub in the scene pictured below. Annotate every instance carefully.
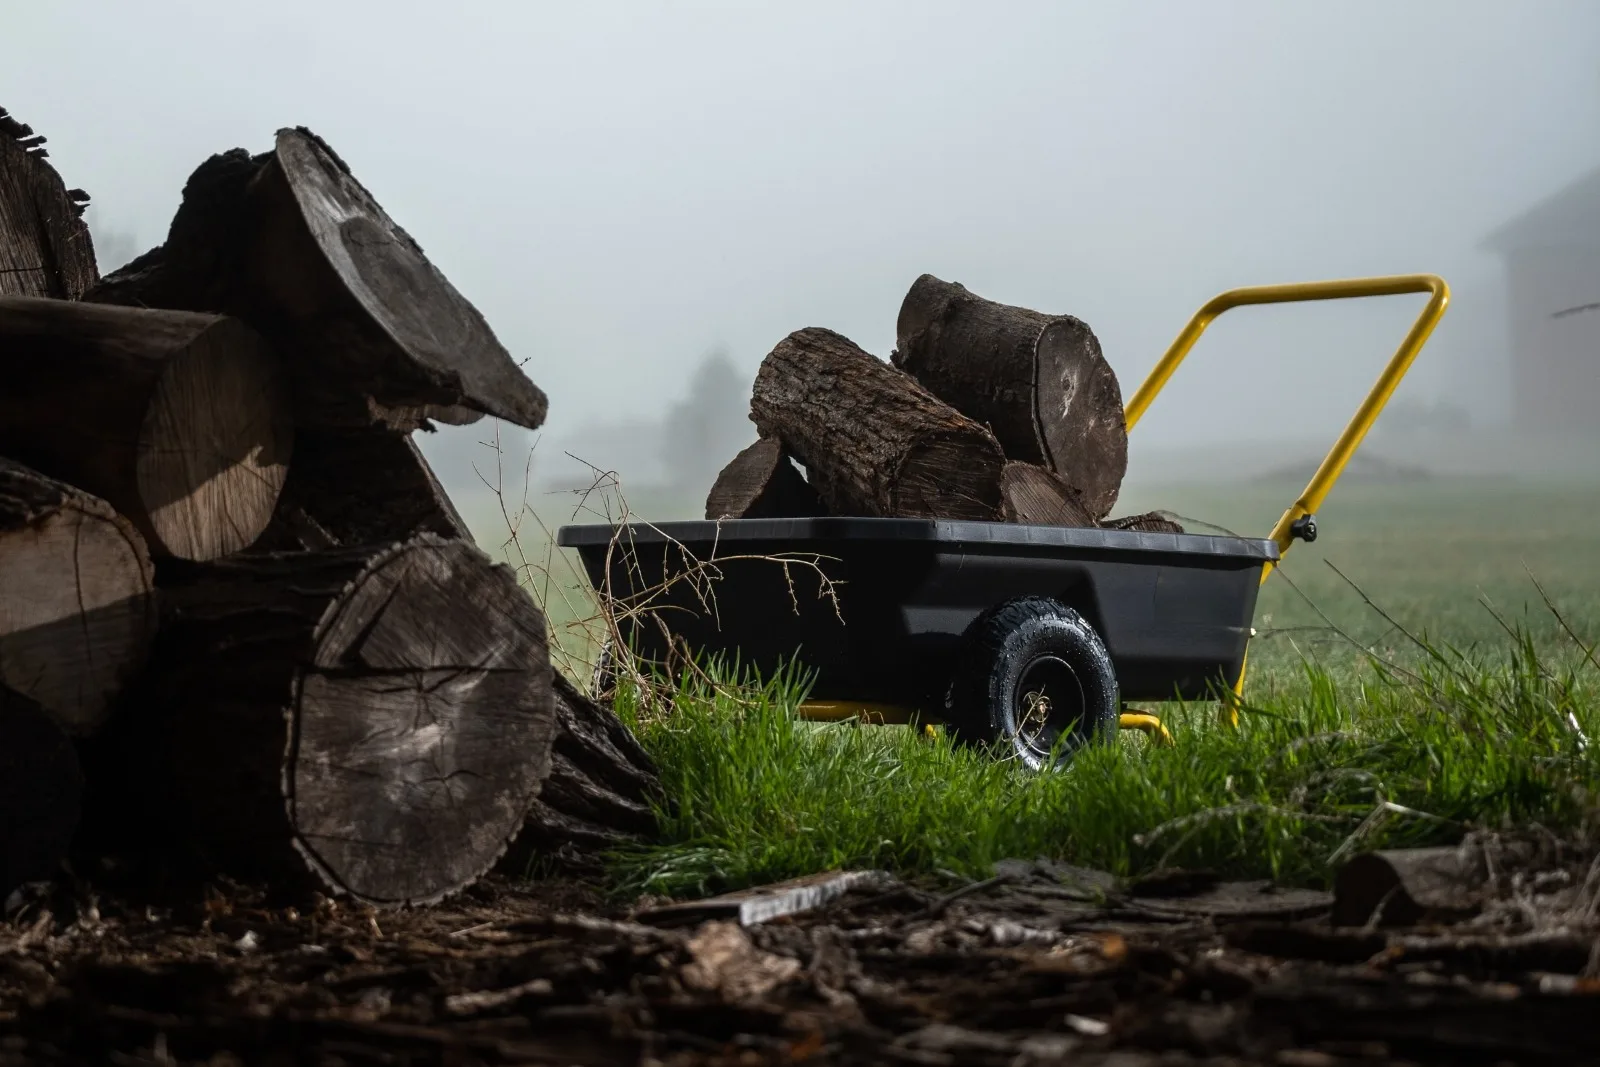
[557,517,1279,709]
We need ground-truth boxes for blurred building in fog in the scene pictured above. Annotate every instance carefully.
[1483,166,1600,436]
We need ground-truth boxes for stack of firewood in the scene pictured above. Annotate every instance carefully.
[0,108,657,906]
[706,274,1180,534]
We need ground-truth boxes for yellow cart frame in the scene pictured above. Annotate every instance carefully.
[799,273,1450,738]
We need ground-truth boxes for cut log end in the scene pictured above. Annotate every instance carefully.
[705,437,826,521]
[261,128,548,431]
[282,538,554,905]
[0,461,156,736]
[1034,316,1127,519]
[1000,462,1095,527]
[1103,511,1185,534]
[0,687,83,896]
[136,316,293,560]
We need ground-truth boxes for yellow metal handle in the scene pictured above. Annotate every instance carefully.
[1128,274,1449,711]
[1125,274,1450,571]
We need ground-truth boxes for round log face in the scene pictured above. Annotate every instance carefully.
[288,540,554,906]
[272,129,548,432]
[1034,317,1127,520]
[894,433,1005,520]
[135,317,292,560]
[0,494,155,736]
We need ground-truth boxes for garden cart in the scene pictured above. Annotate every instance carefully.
[558,274,1450,768]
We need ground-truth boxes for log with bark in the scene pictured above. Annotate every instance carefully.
[0,686,83,898]
[123,535,555,906]
[255,427,470,551]
[0,459,156,737]
[750,327,1005,520]
[892,274,1128,519]
[85,128,547,433]
[0,106,96,300]
[704,436,826,521]
[999,462,1095,527]
[0,296,292,560]
[498,671,661,873]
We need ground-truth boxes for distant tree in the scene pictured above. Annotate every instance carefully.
[659,347,755,490]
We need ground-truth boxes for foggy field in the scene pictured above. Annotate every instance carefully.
[459,474,1600,895]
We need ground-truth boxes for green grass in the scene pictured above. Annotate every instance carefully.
[569,477,1600,899]
[608,626,1600,898]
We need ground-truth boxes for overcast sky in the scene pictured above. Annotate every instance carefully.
[9,1,1600,484]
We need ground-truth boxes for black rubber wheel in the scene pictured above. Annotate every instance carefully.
[944,596,1119,771]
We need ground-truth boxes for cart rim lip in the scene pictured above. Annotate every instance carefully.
[554,516,1280,563]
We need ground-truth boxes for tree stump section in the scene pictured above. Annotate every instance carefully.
[0,296,292,560]
[999,462,1095,528]
[0,107,97,300]
[893,274,1128,519]
[750,328,1005,520]
[147,536,556,906]
[0,460,156,737]
[85,129,547,433]
[0,687,83,897]
[704,436,826,520]
[256,428,469,551]
[499,672,661,873]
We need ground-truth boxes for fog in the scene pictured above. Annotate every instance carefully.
[9,0,1600,501]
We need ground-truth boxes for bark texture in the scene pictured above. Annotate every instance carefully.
[0,686,82,897]
[893,274,1128,518]
[0,107,96,300]
[0,460,156,736]
[0,296,292,560]
[704,436,826,521]
[999,462,1095,528]
[498,672,661,873]
[750,328,1005,520]
[84,129,546,433]
[132,536,555,906]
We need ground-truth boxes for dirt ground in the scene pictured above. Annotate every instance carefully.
[4,858,1600,1067]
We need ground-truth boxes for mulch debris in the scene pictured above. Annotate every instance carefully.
[5,845,1600,1066]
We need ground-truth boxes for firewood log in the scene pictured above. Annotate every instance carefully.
[0,296,291,560]
[704,436,826,521]
[999,462,1095,527]
[0,460,156,736]
[750,327,1005,520]
[118,535,555,907]
[0,106,96,300]
[84,128,546,433]
[893,274,1128,519]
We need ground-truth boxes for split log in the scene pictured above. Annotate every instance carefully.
[1103,511,1185,534]
[0,687,83,897]
[85,129,547,433]
[892,274,1128,518]
[704,436,826,521]
[750,327,1005,520]
[498,672,660,873]
[0,296,292,560]
[139,535,555,906]
[0,106,97,299]
[999,462,1094,527]
[0,460,156,737]
[255,427,469,551]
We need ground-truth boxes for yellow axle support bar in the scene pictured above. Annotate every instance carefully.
[797,273,1450,739]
